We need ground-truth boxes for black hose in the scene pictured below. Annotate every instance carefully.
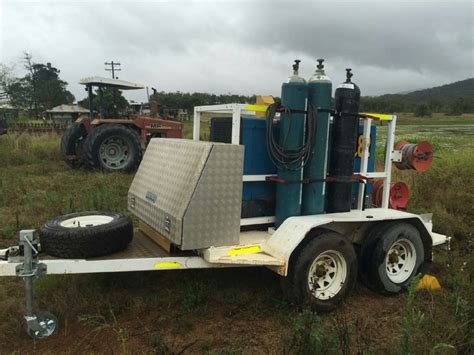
[265,101,318,171]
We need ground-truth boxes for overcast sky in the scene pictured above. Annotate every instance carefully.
[0,0,473,103]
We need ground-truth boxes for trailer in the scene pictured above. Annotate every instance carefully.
[0,64,449,339]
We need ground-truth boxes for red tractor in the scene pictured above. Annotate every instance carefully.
[61,77,182,172]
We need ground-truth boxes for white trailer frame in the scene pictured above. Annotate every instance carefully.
[0,103,449,339]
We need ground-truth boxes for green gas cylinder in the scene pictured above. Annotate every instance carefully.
[302,59,332,215]
[275,60,307,227]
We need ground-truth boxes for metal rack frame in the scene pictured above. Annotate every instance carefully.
[193,104,399,215]
[193,104,275,226]
[355,115,399,210]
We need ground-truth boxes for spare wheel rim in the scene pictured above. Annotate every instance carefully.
[385,238,417,283]
[308,250,347,300]
[60,215,114,228]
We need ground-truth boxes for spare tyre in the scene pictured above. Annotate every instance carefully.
[39,211,133,258]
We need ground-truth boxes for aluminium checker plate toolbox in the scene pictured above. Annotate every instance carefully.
[128,139,244,250]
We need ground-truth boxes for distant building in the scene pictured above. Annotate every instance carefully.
[45,104,89,123]
[129,101,151,116]
[177,108,189,120]
[0,103,18,120]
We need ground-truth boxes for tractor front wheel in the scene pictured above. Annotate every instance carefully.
[83,124,142,172]
[60,122,88,168]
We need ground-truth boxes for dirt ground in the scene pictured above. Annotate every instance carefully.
[1,251,468,354]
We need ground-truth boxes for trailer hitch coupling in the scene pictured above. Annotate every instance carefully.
[16,230,57,339]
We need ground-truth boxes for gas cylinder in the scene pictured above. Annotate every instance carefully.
[302,59,332,215]
[326,68,361,213]
[275,60,307,227]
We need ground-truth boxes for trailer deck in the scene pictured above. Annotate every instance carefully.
[0,228,283,277]
[0,208,449,279]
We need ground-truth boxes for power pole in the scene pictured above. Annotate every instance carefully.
[104,61,121,79]
[104,61,121,117]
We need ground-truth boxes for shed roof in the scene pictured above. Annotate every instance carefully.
[0,103,15,110]
[79,76,144,90]
[46,104,89,114]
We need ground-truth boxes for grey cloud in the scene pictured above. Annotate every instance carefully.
[0,0,472,101]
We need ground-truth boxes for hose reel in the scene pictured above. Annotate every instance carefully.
[395,140,433,172]
[265,102,318,171]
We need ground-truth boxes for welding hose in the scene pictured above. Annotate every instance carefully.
[265,101,318,170]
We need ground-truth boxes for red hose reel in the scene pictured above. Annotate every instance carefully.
[372,180,409,210]
[395,140,433,172]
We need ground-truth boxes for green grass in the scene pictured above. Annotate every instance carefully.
[0,133,133,246]
[395,148,474,241]
[182,112,216,140]
[395,112,474,126]
[0,122,472,353]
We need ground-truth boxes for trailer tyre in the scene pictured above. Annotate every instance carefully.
[39,211,133,258]
[60,123,87,168]
[283,232,358,312]
[359,222,424,294]
[83,124,142,172]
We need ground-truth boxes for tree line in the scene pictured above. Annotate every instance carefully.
[1,52,472,119]
[150,91,255,113]
[359,78,474,116]
[360,96,474,116]
[0,53,74,118]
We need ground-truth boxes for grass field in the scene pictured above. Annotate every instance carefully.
[0,115,472,353]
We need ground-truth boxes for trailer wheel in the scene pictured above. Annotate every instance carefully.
[283,232,357,311]
[39,211,133,258]
[60,123,87,168]
[83,124,142,172]
[359,222,424,294]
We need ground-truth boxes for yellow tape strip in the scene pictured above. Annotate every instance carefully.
[154,261,182,269]
[227,245,262,256]
[361,112,395,121]
[243,104,269,112]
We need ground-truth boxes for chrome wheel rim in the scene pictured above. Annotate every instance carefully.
[99,136,131,169]
[385,238,417,283]
[308,250,347,300]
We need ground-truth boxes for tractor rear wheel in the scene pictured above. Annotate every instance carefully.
[60,123,87,168]
[83,124,142,172]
